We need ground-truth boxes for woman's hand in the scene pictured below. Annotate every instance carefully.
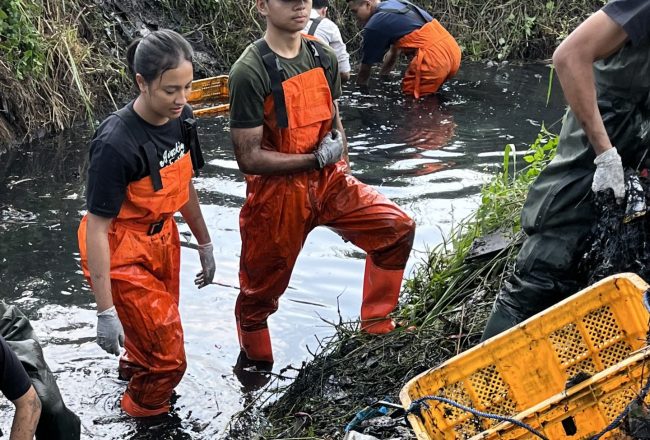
[195,242,215,288]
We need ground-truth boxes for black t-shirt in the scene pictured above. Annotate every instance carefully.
[602,0,650,45]
[0,336,31,401]
[86,102,193,218]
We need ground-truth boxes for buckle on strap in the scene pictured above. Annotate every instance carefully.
[147,219,165,236]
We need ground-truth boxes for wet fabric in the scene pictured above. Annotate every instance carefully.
[0,335,31,401]
[481,30,650,341]
[0,301,81,440]
[395,20,461,98]
[232,41,415,361]
[79,111,195,415]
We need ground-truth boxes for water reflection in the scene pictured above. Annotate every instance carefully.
[0,62,565,438]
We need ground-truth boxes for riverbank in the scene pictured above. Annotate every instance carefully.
[0,0,601,150]
[223,128,559,439]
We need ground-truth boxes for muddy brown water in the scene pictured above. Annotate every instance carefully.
[0,62,565,438]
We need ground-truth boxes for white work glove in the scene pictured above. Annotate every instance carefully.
[96,306,124,356]
[195,242,215,288]
[592,147,625,202]
[314,129,343,169]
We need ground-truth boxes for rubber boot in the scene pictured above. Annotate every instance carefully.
[238,327,274,363]
[360,256,403,334]
[121,392,169,418]
[233,351,274,393]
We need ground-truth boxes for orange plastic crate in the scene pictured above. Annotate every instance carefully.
[400,273,650,439]
[188,75,229,117]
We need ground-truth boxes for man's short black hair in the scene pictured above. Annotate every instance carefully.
[313,0,329,8]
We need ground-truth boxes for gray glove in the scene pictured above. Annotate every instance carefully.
[195,242,215,288]
[592,147,625,202]
[97,306,124,356]
[314,129,343,169]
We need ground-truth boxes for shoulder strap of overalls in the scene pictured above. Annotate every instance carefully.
[254,38,334,129]
[113,106,163,192]
[381,0,431,24]
[254,38,289,128]
[179,105,205,176]
[307,16,323,36]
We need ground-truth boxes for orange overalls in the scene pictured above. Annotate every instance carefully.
[78,117,194,417]
[235,38,416,362]
[396,19,461,98]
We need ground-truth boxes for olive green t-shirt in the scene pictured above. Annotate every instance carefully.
[228,38,341,129]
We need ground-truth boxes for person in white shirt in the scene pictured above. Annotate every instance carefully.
[303,0,352,81]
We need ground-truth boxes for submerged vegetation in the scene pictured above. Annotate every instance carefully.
[223,128,559,439]
[1,0,600,147]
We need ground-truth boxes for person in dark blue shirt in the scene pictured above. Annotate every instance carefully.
[347,0,460,97]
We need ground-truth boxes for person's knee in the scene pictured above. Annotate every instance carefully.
[373,216,415,269]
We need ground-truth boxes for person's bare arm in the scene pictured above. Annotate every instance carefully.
[333,101,350,170]
[552,10,628,155]
[231,126,318,175]
[86,213,114,312]
[179,183,211,245]
[379,46,400,78]
[10,385,41,440]
[356,63,372,86]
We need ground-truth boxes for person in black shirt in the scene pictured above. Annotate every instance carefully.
[482,0,650,340]
[77,29,215,417]
[0,336,40,439]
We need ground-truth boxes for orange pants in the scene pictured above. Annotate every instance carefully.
[236,162,415,361]
[397,20,461,98]
[79,217,187,417]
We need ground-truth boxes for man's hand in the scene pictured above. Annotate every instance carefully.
[195,242,215,288]
[314,130,343,169]
[592,147,625,202]
[96,306,124,356]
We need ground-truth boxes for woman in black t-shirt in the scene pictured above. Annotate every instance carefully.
[77,29,215,418]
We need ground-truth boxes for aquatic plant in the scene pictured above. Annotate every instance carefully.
[401,126,558,327]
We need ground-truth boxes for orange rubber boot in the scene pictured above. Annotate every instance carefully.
[121,392,169,418]
[239,327,274,363]
[360,257,404,334]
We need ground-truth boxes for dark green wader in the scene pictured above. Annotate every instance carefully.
[481,39,650,341]
[0,302,81,440]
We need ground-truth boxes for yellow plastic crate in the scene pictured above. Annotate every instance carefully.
[188,75,229,117]
[470,347,650,439]
[400,273,650,440]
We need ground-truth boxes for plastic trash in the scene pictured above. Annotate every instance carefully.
[345,403,389,433]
